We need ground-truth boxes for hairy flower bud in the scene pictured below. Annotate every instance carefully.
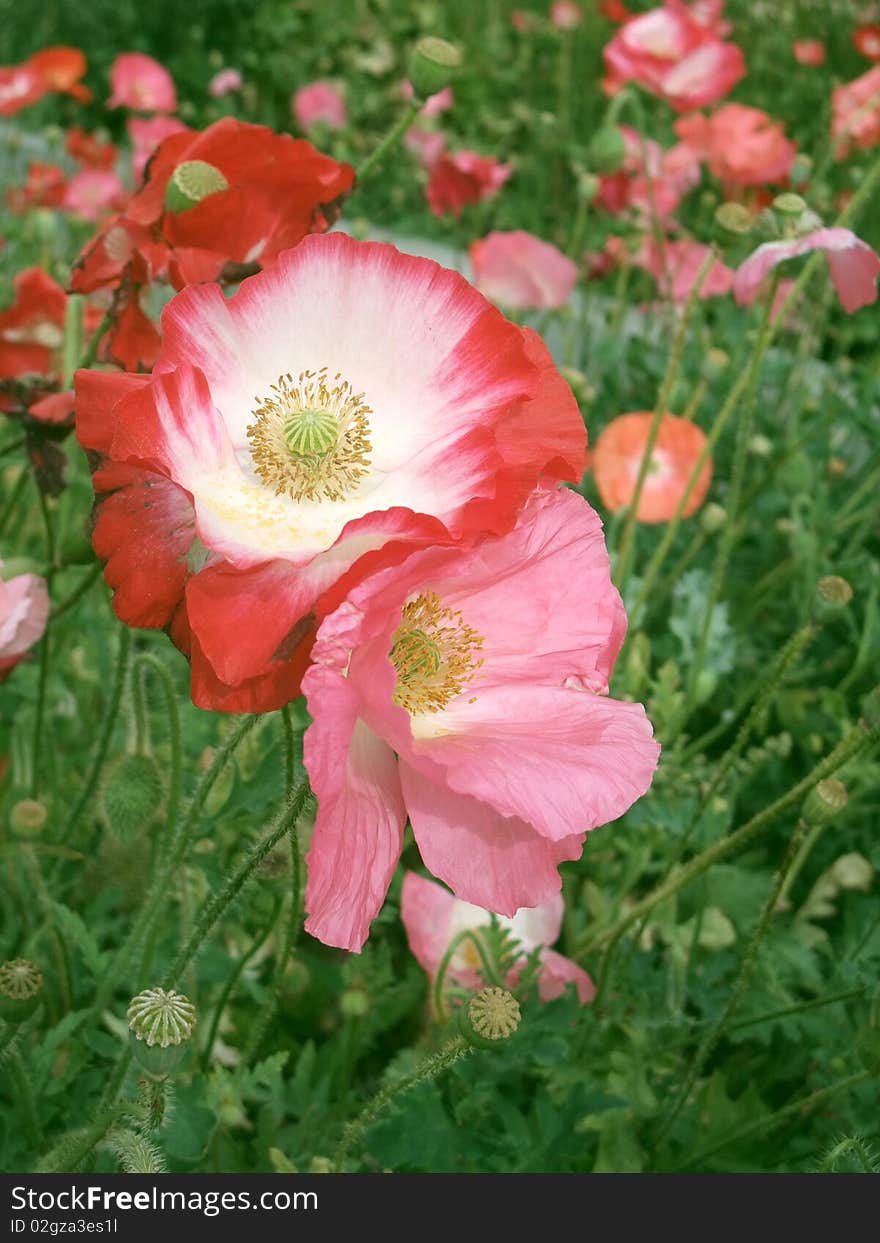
[802,779,848,829]
[10,799,48,838]
[100,754,163,843]
[814,575,853,619]
[0,958,44,1022]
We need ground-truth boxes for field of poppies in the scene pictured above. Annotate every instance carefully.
[1,0,879,1177]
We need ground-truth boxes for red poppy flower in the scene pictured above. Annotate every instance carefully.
[0,269,66,381]
[853,25,880,62]
[425,151,513,219]
[5,162,67,214]
[28,47,91,103]
[591,412,712,522]
[66,127,117,170]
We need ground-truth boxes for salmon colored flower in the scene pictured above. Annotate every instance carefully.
[0,269,66,381]
[832,65,880,158]
[292,81,347,131]
[469,230,578,310]
[302,487,658,950]
[734,228,880,315]
[853,25,880,62]
[209,68,242,98]
[633,237,733,302]
[62,170,125,222]
[0,566,49,683]
[28,46,91,103]
[591,412,712,522]
[675,104,796,186]
[603,0,745,111]
[425,151,513,218]
[793,39,825,66]
[66,127,117,170]
[108,53,177,113]
[550,2,584,30]
[75,234,586,712]
[401,873,594,1004]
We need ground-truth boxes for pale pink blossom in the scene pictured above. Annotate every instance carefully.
[675,104,796,187]
[832,65,880,159]
[62,169,125,221]
[470,230,579,309]
[405,126,448,166]
[301,488,659,951]
[0,566,49,681]
[128,115,189,184]
[292,81,347,131]
[402,80,454,117]
[550,1,584,30]
[603,1,745,111]
[401,873,594,1004]
[634,236,733,302]
[734,228,880,315]
[209,68,243,98]
[793,39,825,66]
[108,52,177,113]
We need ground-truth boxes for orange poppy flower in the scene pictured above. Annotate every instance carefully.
[591,412,712,523]
[28,47,91,103]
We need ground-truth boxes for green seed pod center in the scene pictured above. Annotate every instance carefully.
[165,160,229,212]
[282,407,340,459]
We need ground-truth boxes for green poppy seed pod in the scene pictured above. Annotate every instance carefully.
[10,798,48,838]
[748,433,773,459]
[788,154,812,188]
[772,192,806,217]
[588,125,626,174]
[862,687,880,729]
[802,779,848,829]
[700,502,727,534]
[715,202,753,235]
[127,987,196,1076]
[576,172,600,203]
[100,754,163,843]
[814,575,853,619]
[408,37,462,99]
[461,986,521,1049]
[164,160,229,213]
[0,958,44,1022]
[339,987,370,1019]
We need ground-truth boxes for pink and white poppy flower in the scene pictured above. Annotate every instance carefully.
[0,566,50,681]
[75,233,586,713]
[209,68,243,98]
[292,81,347,131]
[301,486,659,952]
[401,872,594,1004]
[469,231,579,310]
[108,53,177,113]
[733,228,880,316]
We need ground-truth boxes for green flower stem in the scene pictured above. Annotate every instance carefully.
[58,626,131,849]
[77,310,113,372]
[676,1071,870,1171]
[49,563,101,622]
[819,1135,878,1174]
[130,653,182,838]
[0,470,27,536]
[676,621,818,855]
[61,295,84,389]
[631,149,880,629]
[7,1046,43,1150]
[334,1036,473,1171]
[613,249,716,596]
[579,719,879,987]
[20,844,72,1017]
[37,1105,127,1174]
[93,714,259,1017]
[432,929,504,1021]
[0,435,26,458]
[356,101,421,186]
[726,986,864,1033]
[201,895,282,1068]
[653,809,814,1146]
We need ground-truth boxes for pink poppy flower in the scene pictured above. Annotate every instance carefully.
[301,487,659,951]
[0,65,44,116]
[426,151,513,218]
[127,115,189,184]
[603,1,745,111]
[470,230,578,309]
[401,80,454,117]
[209,68,243,98]
[401,873,594,1004]
[733,228,880,315]
[792,39,825,66]
[0,567,49,682]
[405,126,448,166]
[832,65,880,158]
[75,233,586,713]
[597,126,699,222]
[108,53,177,113]
[633,237,733,302]
[292,81,347,131]
[675,104,796,187]
[62,170,125,221]
[550,2,584,30]
[591,412,712,522]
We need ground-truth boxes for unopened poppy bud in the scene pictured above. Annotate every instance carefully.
[802,779,848,828]
[700,502,726,534]
[576,172,600,203]
[408,38,462,99]
[10,799,48,839]
[715,202,753,235]
[788,154,812,187]
[128,987,196,1076]
[462,986,521,1048]
[339,987,370,1019]
[829,852,872,892]
[100,754,163,843]
[588,126,626,174]
[773,193,806,217]
[814,575,853,618]
[0,958,44,1022]
[748,433,773,458]
[164,160,229,213]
